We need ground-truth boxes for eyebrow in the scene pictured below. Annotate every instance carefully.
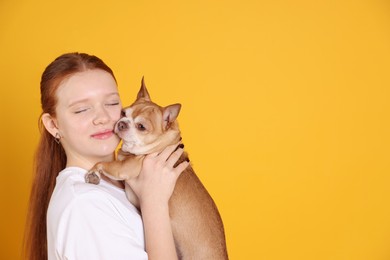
[68,92,120,108]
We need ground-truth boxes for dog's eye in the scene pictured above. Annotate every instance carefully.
[137,123,146,131]
[121,110,126,117]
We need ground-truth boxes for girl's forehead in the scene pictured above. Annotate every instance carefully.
[56,70,118,104]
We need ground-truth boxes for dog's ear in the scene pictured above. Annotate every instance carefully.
[136,76,151,101]
[163,103,181,129]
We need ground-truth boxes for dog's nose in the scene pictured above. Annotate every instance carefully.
[117,121,128,131]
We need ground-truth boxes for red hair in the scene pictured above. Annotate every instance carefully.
[24,53,116,260]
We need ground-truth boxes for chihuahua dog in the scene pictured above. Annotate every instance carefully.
[85,78,228,259]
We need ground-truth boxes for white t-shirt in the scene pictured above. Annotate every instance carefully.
[47,167,147,260]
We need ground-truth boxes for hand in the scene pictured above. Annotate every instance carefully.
[126,142,190,208]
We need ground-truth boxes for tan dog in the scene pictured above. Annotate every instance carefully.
[85,78,228,259]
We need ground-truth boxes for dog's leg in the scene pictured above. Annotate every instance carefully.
[85,154,144,184]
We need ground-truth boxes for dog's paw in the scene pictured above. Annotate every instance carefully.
[85,171,101,184]
[85,165,103,185]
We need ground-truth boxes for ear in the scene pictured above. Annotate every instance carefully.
[163,103,181,129]
[136,76,151,101]
[41,113,59,138]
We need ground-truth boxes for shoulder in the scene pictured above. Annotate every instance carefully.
[49,167,125,224]
[47,168,147,259]
[53,166,124,200]
[49,166,141,225]
[60,189,120,226]
[49,191,147,260]
[49,167,109,208]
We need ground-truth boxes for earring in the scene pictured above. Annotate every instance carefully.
[55,133,61,144]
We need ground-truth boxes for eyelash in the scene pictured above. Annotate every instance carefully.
[107,102,120,106]
[74,108,88,114]
[74,102,120,114]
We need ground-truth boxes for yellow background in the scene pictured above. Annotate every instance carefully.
[1,0,390,259]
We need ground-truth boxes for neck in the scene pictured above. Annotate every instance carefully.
[65,153,116,172]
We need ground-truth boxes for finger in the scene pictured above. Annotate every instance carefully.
[166,146,185,168]
[173,160,190,177]
[147,151,159,158]
[157,141,183,161]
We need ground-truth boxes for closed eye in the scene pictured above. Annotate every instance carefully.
[74,108,89,114]
[106,102,120,106]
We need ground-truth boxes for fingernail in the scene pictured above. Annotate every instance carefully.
[174,143,184,152]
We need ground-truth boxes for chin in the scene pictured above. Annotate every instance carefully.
[96,140,120,155]
[121,142,135,152]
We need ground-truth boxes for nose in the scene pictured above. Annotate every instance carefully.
[117,121,129,131]
[93,107,110,125]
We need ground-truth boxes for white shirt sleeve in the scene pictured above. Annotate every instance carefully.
[54,190,148,260]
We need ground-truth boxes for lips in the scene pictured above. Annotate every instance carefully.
[91,129,115,140]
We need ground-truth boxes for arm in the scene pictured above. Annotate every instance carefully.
[141,199,177,260]
[126,143,189,260]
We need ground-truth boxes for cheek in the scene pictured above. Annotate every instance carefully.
[67,121,89,138]
[111,107,122,122]
[57,114,89,135]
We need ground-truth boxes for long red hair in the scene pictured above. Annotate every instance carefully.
[24,53,116,260]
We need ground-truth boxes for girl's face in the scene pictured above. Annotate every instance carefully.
[53,69,122,169]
